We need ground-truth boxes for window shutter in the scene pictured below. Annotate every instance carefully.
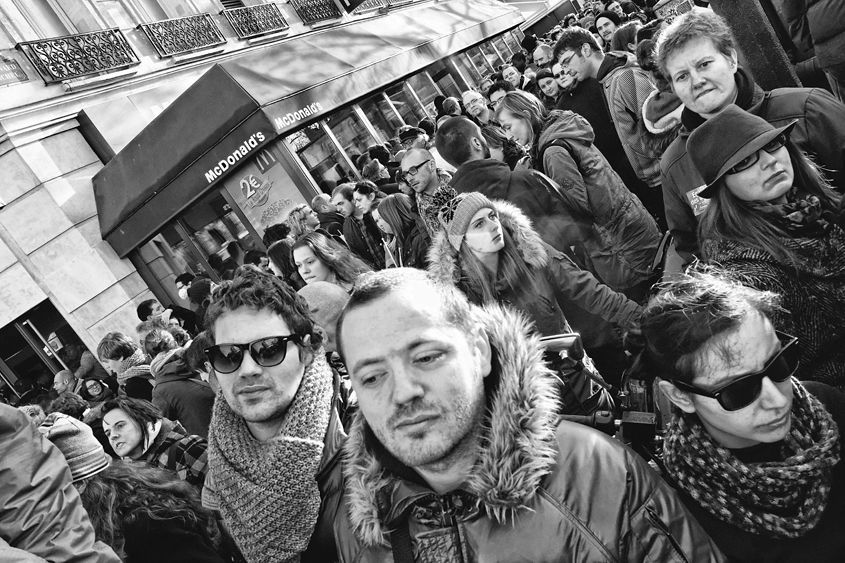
[221,0,246,9]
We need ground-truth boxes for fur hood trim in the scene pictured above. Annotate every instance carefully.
[427,199,549,287]
[342,303,561,547]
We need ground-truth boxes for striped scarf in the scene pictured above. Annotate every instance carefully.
[664,379,840,538]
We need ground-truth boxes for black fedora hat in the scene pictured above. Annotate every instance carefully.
[688,105,798,199]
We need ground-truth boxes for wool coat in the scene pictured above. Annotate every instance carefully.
[333,304,725,562]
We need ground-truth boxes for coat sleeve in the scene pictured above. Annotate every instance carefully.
[152,386,174,420]
[618,69,679,158]
[0,404,120,563]
[660,149,702,265]
[624,448,726,562]
[547,250,643,330]
[543,145,591,218]
[803,88,845,189]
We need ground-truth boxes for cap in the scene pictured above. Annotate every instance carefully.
[438,192,496,250]
[398,126,425,144]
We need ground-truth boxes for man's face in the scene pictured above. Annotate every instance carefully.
[400,155,435,195]
[503,67,521,88]
[559,46,592,82]
[213,308,308,434]
[103,357,123,376]
[489,89,507,109]
[341,285,491,469]
[53,373,72,394]
[464,95,487,118]
[331,194,355,218]
[596,17,617,42]
[665,37,738,118]
[534,48,551,67]
[149,302,165,319]
[606,1,623,17]
[258,256,271,273]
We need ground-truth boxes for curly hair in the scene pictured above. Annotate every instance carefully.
[291,231,372,286]
[79,462,220,552]
[48,392,88,420]
[286,204,315,239]
[204,267,323,356]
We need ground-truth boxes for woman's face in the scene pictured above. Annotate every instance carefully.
[539,77,560,99]
[305,208,320,228]
[498,109,533,147]
[85,379,105,399]
[293,246,332,285]
[668,313,793,449]
[353,191,375,214]
[724,143,794,204]
[552,64,575,90]
[103,408,145,459]
[373,209,392,234]
[665,37,738,117]
[464,208,505,258]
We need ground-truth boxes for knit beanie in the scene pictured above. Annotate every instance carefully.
[39,413,109,483]
[438,192,496,250]
[596,10,622,27]
[535,68,555,83]
[187,278,212,306]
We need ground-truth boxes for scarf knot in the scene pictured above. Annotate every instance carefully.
[749,188,832,237]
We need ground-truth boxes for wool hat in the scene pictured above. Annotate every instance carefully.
[39,413,109,483]
[688,105,798,198]
[438,192,496,250]
[187,277,212,306]
[595,10,622,27]
[535,68,555,83]
[398,126,425,144]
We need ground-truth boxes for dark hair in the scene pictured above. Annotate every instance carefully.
[48,392,88,420]
[136,299,158,322]
[262,223,291,247]
[101,397,162,450]
[79,463,220,553]
[629,269,780,385]
[336,268,476,361]
[367,144,391,165]
[435,116,484,168]
[486,80,515,102]
[636,18,665,43]
[377,194,418,247]
[174,273,195,286]
[97,332,138,361]
[204,267,323,356]
[291,231,372,286]
[353,180,387,204]
[698,142,842,266]
[124,378,152,402]
[266,239,299,286]
[331,183,355,203]
[226,241,242,258]
[480,125,528,170]
[418,116,436,137]
[610,21,640,52]
[243,250,266,266]
[553,27,601,61]
[184,331,213,374]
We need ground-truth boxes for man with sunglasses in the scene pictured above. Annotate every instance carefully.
[399,148,453,236]
[635,270,845,563]
[201,268,346,563]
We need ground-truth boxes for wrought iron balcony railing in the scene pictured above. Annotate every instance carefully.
[16,28,140,84]
[222,3,290,39]
[289,0,342,25]
[138,13,226,58]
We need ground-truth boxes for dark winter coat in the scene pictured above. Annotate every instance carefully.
[428,199,642,337]
[777,0,845,71]
[395,215,431,269]
[136,418,209,490]
[536,110,661,292]
[122,512,224,563]
[343,214,385,270]
[318,210,345,238]
[151,349,215,438]
[333,304,725,563]
[661,67,845,263]
[704,224,845,389]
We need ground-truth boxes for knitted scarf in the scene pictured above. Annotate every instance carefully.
[664,379,840,538]
[749,188,833,237]
[117,349,153,387]
[207,352,334,563]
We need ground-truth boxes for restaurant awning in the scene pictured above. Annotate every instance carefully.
[93,0,523,257]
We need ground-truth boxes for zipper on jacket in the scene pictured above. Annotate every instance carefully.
[644,505,690,563]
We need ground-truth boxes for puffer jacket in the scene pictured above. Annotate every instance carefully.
[151,348,215,438]
[661,67,845,264]
[535,110,661,292]
[428,199,642,337]
[704,224,845,389]
[333,304,725,563]
[0,403,120,563]
[778,0,845,71]
[596,52,680,188]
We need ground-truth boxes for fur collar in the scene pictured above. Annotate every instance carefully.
[427,199,549,287]
[341,303,561,547]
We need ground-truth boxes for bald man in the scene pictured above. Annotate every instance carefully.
[310,193,344,237]
[533,44,553,68]
[52,370,80,395]
[298,281,350,353]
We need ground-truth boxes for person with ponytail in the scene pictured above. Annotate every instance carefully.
[691,105,845,387]
[631,269,845,562]
[495,90,661,301]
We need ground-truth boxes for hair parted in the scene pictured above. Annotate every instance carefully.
[291,231,372,286]
[656,8,735,80]
[101,396,163,449]
[97,332,139,361]
[204,267,323,355]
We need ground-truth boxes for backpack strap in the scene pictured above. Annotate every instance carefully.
[389,508,415,563]
[536,138,579,177]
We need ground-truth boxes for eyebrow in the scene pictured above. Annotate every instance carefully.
[349,338,438,374]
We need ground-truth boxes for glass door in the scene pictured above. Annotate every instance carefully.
[359,94,404,142]
[385,83,428,125]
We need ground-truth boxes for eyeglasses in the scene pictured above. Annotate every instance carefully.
[398,159,432,182]
[669,332,799,411]
[401,137,421,150]
[467,98,485,107]
[559,51,578,69]
[726,134,788,175]
[205,335,301,374]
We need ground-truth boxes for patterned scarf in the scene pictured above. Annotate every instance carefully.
[664,379,840,538]
[749,188,833,237]
[207,352,334,563]
[117,349,153,387]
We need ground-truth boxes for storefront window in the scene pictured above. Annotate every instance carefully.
[286,125,357,188]
[406,72,441,117]
[325,107,378,160]
[426,60,463,98]
[385,83,427,125]
[492,36,511,60]
[479,41,504,70]
[159,225,203,275]
[452,52,482,88]
[511,29,524,44]
[502,31,521,55]
[467,46,493,75]
[359,94,404,141]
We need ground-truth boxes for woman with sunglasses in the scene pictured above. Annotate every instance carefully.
[292,231,372,293]
[630,270,845,563]
[691,105,845,387]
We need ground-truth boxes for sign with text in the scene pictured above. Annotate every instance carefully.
[0,59,28,87]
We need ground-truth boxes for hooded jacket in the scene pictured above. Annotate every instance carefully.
[596,52,680,188]
[428,199,642,337]
[535,110,661,292]
[333,304,725,563]
[660,67,845,264]
[704,224,845,388]
[151,348,215,438]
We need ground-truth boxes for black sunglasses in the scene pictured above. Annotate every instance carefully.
[669,332,799,411]
[726,133,788,175]
[205,335,301,374]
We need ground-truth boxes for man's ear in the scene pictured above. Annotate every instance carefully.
[299,333,316,365]
[470,323,493,379]
[657,380,696,414]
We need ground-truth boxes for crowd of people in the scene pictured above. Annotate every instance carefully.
[3,3,845,563]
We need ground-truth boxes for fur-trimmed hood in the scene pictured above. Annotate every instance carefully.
[341,302,561,547]
[427,199,549,287]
